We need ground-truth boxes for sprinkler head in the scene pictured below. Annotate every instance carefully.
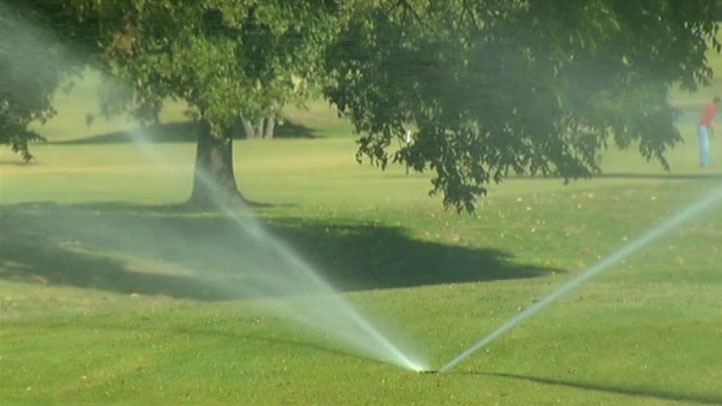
[419,370,439,374]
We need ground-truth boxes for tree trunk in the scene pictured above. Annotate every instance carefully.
[188,119,244,208]
[263,116,275,139]
[257,117,265,139]
[229,116,245,139]
[240,113,256,139]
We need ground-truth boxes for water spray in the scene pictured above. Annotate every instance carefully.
[438,183,722,373]
[126,130,428,371]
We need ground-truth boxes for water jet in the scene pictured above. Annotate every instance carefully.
[439,183,722,373]
[123,128,428,371]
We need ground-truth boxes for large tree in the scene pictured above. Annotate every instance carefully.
[74,0,339,206]
[324,0,722,211]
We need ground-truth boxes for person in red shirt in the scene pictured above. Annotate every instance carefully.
[698,96,721,167]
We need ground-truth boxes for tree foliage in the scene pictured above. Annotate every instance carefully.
[3,0,722,211]
[0,0,92,160]
[74,0,338,134]
[324,0,722,211]
[67,0,341,205]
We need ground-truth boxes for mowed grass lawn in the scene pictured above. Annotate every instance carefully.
[2,72,722,405]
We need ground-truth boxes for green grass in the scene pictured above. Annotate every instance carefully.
[2,68,722,405]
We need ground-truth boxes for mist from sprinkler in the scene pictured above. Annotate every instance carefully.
[12,4,720,375]
[124,130,428,372]
[438,183,722,373]
[1,5,428,370]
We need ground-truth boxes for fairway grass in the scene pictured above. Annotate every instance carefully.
[2,78,722,404]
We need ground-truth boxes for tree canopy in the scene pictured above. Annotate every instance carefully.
[66,0,342,205]
[324,0,722,211]
[77,1,338,129]
[2,0,721,210]
[0,0,92,160]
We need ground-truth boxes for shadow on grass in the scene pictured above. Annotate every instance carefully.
[0,236,228,300]
[596,172,722,181]
[500,171,722,182]
[0,160,34,166]
[0,202,560,301]
[471,372,722,406]
[48,120,315,145]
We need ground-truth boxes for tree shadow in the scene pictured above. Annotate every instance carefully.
[48,119,315,145]
[260,217,553,291]
[0,235,235,301]
[0,159,34,166]
[468,372,722,405]
[274,121,315,139]
[0,202,561,301]
[596,172,722,181]
[50,121,202,144]
[501,170,722,182]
